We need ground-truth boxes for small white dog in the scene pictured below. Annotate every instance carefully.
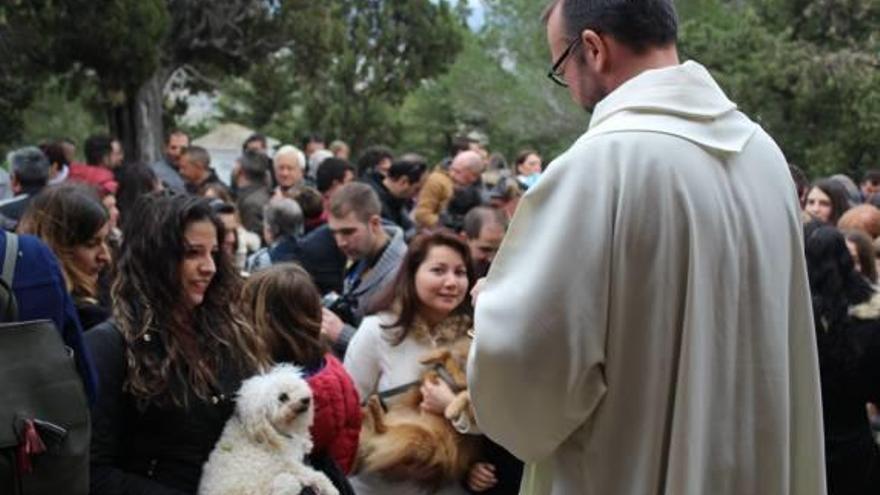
[199,364,338,495]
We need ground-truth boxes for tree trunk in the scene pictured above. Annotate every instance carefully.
[107,70,169,166]
[134,71,167,165]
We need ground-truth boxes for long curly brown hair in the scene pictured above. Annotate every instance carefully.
[112,193,269,407]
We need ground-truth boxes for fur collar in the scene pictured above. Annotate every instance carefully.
[849,291,880,320]
[383,312,472,347]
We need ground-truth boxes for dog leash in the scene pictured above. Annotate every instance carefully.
[368,363,463,411]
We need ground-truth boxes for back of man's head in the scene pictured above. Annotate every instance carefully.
[463,206,508,240]
[39,141,68,168]
[317,158,355,194]
[184,145,211,169]
[329,182,381,223]
[550,0,678,53]
[357,145,394,176]
[9,147,50,189]
[387,154,428,183]
[264,197,304,239]
[84,135,113,166]
[293,187,324,220]
[239,150,270,185]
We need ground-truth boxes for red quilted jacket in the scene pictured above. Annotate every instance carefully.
[306,354,362,473]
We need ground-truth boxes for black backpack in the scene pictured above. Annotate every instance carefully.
[0,231,90,495]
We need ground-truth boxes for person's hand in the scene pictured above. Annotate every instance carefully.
[320,308,345,343]
[419,377,456,416]
[470,278,487,306]
[467,462,498,492]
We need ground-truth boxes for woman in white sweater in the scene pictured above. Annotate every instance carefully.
[344,231,476,495]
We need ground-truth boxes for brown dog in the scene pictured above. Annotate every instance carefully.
[355,338,481,488]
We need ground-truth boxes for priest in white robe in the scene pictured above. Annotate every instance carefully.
[467,1,826,494]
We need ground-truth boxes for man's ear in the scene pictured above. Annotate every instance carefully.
[581,29,609,73]
[369,214,382,232]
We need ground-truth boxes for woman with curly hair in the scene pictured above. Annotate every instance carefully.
[804,221,880,494]
[19,182,112,329]
[86,193,270,494]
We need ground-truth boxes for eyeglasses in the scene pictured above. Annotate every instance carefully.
[547,37,581,87]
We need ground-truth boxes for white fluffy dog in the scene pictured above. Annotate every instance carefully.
[199,364,338,495]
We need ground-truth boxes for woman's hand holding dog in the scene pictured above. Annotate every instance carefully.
[419,377,456,415]
[466,462,498,492]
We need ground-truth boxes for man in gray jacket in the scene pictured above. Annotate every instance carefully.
[321,182,407,357]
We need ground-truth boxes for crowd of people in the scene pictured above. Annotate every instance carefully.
[0,130,536,494]
[5,122,878,494]
[4,0,880,492]
[3,123,880,495]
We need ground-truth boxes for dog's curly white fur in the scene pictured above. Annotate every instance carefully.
[198,364,338,495]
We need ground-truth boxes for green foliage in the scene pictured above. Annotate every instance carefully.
[48,0,168,97]
[398,0,584,163]
[218,0,465,153]
[19,77,105,159]
[680,0,880,178]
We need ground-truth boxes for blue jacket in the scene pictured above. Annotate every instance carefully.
[1,233,98,403]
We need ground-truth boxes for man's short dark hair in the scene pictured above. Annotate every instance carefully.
[39,141,68,168]
[239,150,270,184]
[183,145,211,169]
[293,187,324,219]
[329,182,381,223]
[463,206,508,239]
[387,154,428,184]
[450,135,478,157]
[316,158,354,194]
[301,133,325,150]
[242,133,267,152]
[862,170,880,185]
[84,135,113,166]
[551,0,678,53]
[165,129,190,145]
[357,145,394,176]
[9,147,50,189]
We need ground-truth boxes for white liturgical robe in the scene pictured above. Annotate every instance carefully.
[467,61,826,495]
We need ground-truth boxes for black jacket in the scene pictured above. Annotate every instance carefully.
[86,322,245,495]
[819,295,880,495]
[295,225,346,296]
[363,173,414,233]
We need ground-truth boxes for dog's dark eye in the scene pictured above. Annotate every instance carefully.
[278,393,289,403]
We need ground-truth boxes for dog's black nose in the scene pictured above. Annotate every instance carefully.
[300,397,311,408]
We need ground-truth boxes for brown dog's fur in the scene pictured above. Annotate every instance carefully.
[355,338,481,487]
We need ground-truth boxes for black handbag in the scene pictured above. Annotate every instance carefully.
[0,231,90,495]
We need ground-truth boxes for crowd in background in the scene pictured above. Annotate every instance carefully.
[3,129,880,494]
[1,131,539,494]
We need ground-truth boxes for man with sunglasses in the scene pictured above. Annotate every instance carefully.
[468,0,825,494]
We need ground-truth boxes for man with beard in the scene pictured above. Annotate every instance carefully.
[462,206,507,278]
[467,0,825,494]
